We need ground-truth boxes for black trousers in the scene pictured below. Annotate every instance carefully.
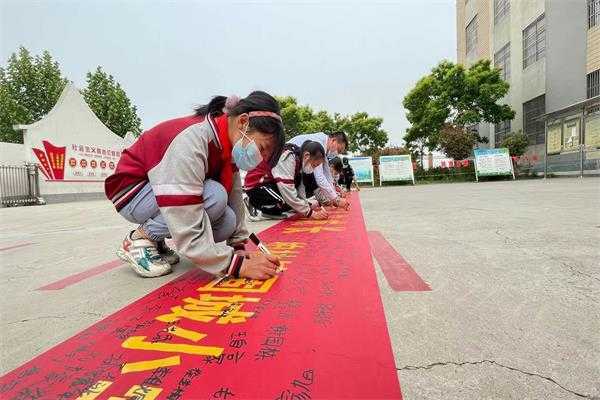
[246,183,291,216]
[246,175,318,216]
[338,173,353,191]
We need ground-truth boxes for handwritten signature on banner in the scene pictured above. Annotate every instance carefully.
[75,241,308,400]
[282,209,348,234]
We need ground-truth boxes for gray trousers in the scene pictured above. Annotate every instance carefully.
[119,180,236,243]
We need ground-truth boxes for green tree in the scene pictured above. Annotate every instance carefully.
[370,145,408,165]
[277,96,313,138]
[438,124,476,160]
[335,112,388,154]
[82,66,142,137]
[403,59,515,153]
[0,47,68,143]
[276,96,389,154]
[501,130,528,157]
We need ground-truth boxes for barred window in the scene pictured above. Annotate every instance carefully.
[523,14,545,69]
[494,43,511,81]
[494,0,510,24]
[587,69,600,98]
[494,120,511,147]
[466,15,478,58]
[523,95,546,145]
[589,0,600,28]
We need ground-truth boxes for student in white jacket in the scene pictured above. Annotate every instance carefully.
[286,132,350,209]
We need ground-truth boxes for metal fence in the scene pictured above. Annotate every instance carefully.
[0,164,43,207]
[544,96,600,177]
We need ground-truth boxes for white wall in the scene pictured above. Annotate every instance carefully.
[0,142,26,165]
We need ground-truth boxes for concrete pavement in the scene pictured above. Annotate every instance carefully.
[1,178,599,399]
[361,178,600,399]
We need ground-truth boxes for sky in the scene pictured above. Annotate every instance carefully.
[0,0,456,146]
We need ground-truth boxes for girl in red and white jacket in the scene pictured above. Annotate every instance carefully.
[244,140,329,220]
[105,92,284,279]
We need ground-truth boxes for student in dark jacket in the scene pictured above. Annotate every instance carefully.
[338,157,356,192]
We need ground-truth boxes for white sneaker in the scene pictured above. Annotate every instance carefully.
[244,195,266,221]
[248,210,267,222]
[116,231,172,278]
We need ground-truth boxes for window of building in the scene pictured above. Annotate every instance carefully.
[494,43,511,81]
[494,0,510,24]
[587,70,600,98]
[494,120,511,147]
[523,14,545,69]
[589,0,600,29]
[523,95,546,145]
[466,15,478,58]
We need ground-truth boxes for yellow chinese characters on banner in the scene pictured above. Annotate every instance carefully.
[75,381,162,400]
[155,294,260,324]
[200,276,278,293]
[283,215,347,234]
[105,240,306,388]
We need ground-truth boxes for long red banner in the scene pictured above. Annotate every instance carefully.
[0,193,401,399]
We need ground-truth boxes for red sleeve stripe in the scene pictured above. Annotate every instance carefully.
[274,178,295,184]
[156,195,204,207]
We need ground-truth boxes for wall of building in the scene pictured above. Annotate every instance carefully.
[488,0,546,149]
[587,27,600,73]
[476,0,493,62]
[457,1,467,65]
[546,0,587,114]
[0,142,26,166]
[457,0,492,66]
[457,0,590,158]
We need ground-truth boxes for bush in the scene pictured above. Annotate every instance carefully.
[414,164,476,184]
[501,130,528,157]
[438,125,476,160]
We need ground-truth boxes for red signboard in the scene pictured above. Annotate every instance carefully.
[0,193,401,399]
[31,140,122,182]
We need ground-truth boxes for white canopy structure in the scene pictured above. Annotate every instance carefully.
[13,84,126,201]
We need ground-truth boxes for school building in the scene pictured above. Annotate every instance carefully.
[456,0,600,160]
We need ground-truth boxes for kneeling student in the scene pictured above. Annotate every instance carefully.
[244,140,329,220]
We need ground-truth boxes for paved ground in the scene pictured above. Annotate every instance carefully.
[362,178,600,400]
[1,178,599,399]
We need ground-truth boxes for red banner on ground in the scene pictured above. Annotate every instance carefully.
[0,193,401,399]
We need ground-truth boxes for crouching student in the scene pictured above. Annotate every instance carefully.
[244,141,329,220]
[287,131,350,210]
[105,92,283,279]
[314,156,346,205]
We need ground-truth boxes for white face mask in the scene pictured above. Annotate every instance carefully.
[232,125,262,171]
[302,156,315,174]
[303,163,314,174]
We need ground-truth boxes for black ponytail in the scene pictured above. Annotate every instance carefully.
[195,96,227,118]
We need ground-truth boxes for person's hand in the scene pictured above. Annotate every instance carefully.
[310,201,320,210]
[310,207,329,220]
[336,197,350,210]
[230,239,247,252]
[239,251,280,280]
[336,185,349,198]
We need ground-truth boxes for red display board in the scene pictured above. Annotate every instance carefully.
[0,193,401,399]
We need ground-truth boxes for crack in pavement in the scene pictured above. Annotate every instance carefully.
[396,360,597,399]
[494,228,519,246]
[4,315,67,325]
[561,262,600,283]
